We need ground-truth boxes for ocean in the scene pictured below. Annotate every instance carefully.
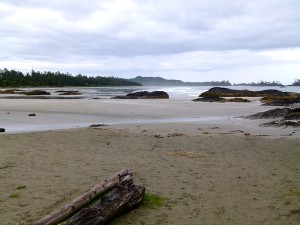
[65,85,300,100]
[3,86,299,100]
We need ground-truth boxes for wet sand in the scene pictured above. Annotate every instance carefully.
[0,98,300,225]
[0,98,299,138]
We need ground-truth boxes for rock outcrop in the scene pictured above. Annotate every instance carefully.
[246,108,300,120]
[56,90,82,95]
[199,87,290,98]
[193,96,250,103]
[192,96,226,102]
[261,96,300,106]
[246,107,300,127]
[226,98,251,103]
[112,91,169,99]
[23,90,51,95]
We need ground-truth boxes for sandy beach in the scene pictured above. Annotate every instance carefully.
[0,98,300,225]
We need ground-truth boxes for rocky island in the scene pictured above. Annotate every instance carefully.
[193,87,300,106]
[111,91,169,99]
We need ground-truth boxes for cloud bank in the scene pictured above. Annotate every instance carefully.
[1,0,300,83]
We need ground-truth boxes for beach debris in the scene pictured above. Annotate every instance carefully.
[89,124,108,128]
[167,150,208,158]
[90,97,102,99]
[34,169,145,225]
[202,132,209,134]
[154,134,163,138]
[66,175,145,225]
[28,113,36,116]
[167,133,185,137]
[111,91,169,99]
[229,130,245,133]
[0,128,5,132]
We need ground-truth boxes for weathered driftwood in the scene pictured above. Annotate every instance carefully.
[34,169,132,225]
[66,175,145,225]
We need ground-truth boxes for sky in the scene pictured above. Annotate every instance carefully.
[0,0,300,84]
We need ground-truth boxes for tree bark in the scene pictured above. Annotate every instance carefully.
[66,176,145,225]
[34,169,132,225]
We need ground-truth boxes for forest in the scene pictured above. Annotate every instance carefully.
[292,79,300,86]
[0,68,141,87]
[233,81,284,86]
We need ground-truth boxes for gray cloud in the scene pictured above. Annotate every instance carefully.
[0,0,300,83]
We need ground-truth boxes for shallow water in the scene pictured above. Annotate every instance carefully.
[13,85,299,100]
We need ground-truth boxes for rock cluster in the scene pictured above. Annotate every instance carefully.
[261,96,300,106]
[199,87,290,98]
[246,107,300,127]
[193,96,250,103]
[23,90,51,95]
[246,108,300,120]
[112,91,169,99]
[56,90,82,95]
[195,87,300,105]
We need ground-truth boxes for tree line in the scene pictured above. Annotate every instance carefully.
[0,68,141,87]
[233,81,284,86]
[292,79,300,86]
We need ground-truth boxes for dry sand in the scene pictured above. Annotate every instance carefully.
[0,98,300,225]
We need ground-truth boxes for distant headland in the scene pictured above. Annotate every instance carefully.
[130,76,299,87]
[129,76,231,86]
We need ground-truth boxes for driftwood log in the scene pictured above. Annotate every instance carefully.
[34,169,132,225]
[66,174,145,225]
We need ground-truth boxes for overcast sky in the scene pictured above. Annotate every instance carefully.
[1,0,300,84]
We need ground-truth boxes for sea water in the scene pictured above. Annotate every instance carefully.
[77,85,300,100]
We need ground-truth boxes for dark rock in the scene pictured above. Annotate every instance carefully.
[261,96,300,106]
[246,108,300,120]
[89,124,108,127]
[112,91,169,99]
[193,96,250,103]
[23,90,51,95]
[226,98,251,103]
[0,128,5,132]
[90,97,102,99]
[192,96,226,102]
[200,87,291,98]
[262,120,300,127]
[57,90,82,95]
[0,89,24,94]
[246,107,300,127]
[28,113,36,116]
